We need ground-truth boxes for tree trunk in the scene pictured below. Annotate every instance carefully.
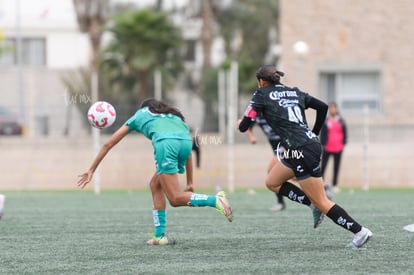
[200,0,218,132]
[200,0,214,74]
[137,71,151,105]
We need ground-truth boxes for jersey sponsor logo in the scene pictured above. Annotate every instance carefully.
[269,90,298,100]
[278,98,299,108]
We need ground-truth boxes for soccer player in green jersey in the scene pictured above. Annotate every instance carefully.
[78,98,233,245]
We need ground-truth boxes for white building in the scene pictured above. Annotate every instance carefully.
[0,0,228,136]
[0,0,89,136]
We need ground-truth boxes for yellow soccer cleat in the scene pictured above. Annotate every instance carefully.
[216,191,234,222]
[146,234,174,245]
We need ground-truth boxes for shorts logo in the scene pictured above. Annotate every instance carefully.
[296,165,304,173]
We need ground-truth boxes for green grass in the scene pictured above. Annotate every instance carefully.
[1,189,413,274]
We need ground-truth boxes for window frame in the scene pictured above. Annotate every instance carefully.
[0,37,47,66]
[318,64,383,115]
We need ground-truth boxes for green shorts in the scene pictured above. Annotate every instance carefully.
[153,138,192,175]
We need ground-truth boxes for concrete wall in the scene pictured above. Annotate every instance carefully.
[279,0,414,127]
[0,68,88,138]
[1,132,413,191]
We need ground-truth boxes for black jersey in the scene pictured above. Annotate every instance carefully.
[249,84,318,149]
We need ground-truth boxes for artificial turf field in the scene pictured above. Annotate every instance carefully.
[0,188,413,274]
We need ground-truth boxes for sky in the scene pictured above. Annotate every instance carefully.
[0,0,189,29]
[0,0,77,28]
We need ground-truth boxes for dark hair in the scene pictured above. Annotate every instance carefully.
[255,64,285,84]
[140,98,185,121]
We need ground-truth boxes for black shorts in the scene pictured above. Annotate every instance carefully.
[280,142,322,180]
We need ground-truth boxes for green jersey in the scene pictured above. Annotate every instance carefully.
[124,107,191,143]
[249,84,318,149]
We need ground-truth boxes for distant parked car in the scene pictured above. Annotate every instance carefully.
[0,106,23,135]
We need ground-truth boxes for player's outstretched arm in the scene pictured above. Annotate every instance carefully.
[77,125,130,188]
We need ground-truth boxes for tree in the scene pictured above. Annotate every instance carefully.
[216,0,281,94]
[73,0,110,71]
[103,9,183,105]
[185,0,280,131]
[73,0,110,101]
[200,0,215,74]
[61,1,110,136]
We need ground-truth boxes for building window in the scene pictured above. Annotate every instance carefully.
[0,37,46,66]
[319,67,382,115]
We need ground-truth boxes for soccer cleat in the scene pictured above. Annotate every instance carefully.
[347,227,373,249]
[310,204,324,229]
[269,203,286,211]
[146,234,174,245]
[216,191,233,222]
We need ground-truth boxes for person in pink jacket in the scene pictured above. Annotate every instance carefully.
[320,102,347,193]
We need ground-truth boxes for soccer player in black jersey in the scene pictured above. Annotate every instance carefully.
[239,65,372,248]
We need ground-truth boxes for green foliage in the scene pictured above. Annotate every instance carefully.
[199,0,280,130]
[216,0,280,94]
[103,8,183,103]
[62,8,185,133]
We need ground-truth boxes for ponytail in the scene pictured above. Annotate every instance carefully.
[256,64,285,84]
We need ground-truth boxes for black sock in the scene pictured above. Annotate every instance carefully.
[275,193,285,204]
[326,204,362,234]
[278,181,311,206]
